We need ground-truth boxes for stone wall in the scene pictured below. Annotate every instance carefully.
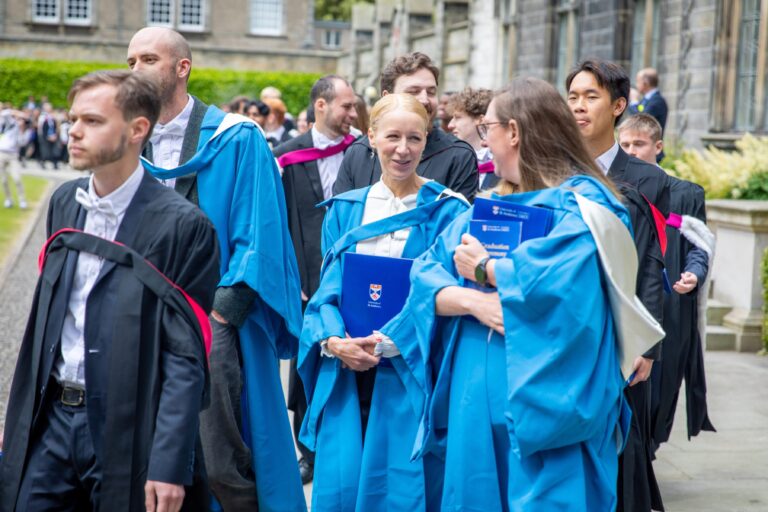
[0,0,338,73]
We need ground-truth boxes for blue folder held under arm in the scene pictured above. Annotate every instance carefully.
[341,253,414,338]
[473,197,553,240]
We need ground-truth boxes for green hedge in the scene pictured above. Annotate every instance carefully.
[0,58,320,115]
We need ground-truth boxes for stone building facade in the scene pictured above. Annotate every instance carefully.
[340,0,768,150]
[0,0,344,73]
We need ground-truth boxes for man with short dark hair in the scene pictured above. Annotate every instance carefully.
[0,70,220,512]
[333,52,478,201]
[273,75,359,483]
[128,26,306,511]
[567,58,670,512]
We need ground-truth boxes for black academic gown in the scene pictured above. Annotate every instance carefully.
[651,177,715,449]
[0,173,220,512]
[609,148,669,512]
[332,129,478,202]
[272,130,329,464]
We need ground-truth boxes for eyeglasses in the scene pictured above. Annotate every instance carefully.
[476,121,502,141]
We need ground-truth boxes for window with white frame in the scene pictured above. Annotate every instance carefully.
[64,0,91,24]
[32,0,92,25]
[250,0,283,36]
[148,0,174,26]
[323,30,341,49]
[33,0,58,22]
[179,0,204,30]
[147,0,205,31]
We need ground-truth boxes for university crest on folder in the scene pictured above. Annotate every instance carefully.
[369,284,382,302]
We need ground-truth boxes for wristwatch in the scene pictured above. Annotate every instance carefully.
[474,257,491,287]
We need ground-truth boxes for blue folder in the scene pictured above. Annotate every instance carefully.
[473,197,553,240]
[465,219,523,291]
[469,219,523,258]
[341,253,414,338]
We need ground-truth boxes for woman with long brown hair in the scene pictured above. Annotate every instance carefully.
[400,77,660,510]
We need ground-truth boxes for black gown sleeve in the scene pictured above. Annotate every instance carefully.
[148,213,220,485]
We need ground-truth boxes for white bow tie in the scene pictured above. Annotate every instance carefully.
[150,122,186,143]
[75,187,117,219]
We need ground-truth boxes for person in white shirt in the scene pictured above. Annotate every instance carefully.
[0,106,27,208]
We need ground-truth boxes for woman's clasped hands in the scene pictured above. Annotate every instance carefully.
[326,334,382,371]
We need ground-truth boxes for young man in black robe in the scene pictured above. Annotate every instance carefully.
[567,58,671,512]
[618,113,716,450]
[332,52,478,202]
[0,70,219,512]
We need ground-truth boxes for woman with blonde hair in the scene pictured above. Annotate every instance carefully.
[299,93,468,511]
[404,77,661,510]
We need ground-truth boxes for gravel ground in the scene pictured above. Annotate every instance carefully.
[0,192,49,432]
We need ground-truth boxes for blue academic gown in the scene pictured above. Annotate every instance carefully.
[299,181,468,512]
[142,109,306,512]
[408,175,632,512]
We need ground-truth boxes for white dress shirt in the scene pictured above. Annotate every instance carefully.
[356,180,419,258]
[596,142,620,175]
[265,125,286,145]
[54,164,144,389]
[148,95,194,188]
[311,127,347,200]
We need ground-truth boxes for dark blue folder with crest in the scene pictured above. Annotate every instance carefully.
[473,197,553,241]
[341,253,414,338]
[469,219,523,258]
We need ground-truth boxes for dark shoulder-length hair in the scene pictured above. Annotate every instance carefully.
[492,77,619,198]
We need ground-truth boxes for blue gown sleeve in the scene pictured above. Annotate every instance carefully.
[494,209,624,458]
[298,202,348,401]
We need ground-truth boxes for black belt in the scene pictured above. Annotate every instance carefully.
[55,382,86,407]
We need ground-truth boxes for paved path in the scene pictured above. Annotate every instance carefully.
[1,168,766,510]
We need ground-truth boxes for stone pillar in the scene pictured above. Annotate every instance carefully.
[707,199,768,352]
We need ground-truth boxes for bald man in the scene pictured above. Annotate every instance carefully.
[128,28,306,511]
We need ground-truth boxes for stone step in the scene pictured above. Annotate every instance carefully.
[705,325,737,351]
[706,299,732,326]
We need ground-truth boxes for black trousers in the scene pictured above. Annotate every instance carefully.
[17,399,101,511]
[287,357,314,465]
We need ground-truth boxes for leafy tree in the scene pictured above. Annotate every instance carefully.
[315,0,373,21]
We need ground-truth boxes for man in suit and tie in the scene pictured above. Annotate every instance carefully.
[273,74,359,484]
[128,27,306,511]
[0,70,220,512]
[629,68,668,162]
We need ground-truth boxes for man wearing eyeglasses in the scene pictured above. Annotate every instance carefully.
[332,52,478,202]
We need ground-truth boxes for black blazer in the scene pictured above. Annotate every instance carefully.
[273,131,328,298]
[1,172,219,511]
[332,129,479,202]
